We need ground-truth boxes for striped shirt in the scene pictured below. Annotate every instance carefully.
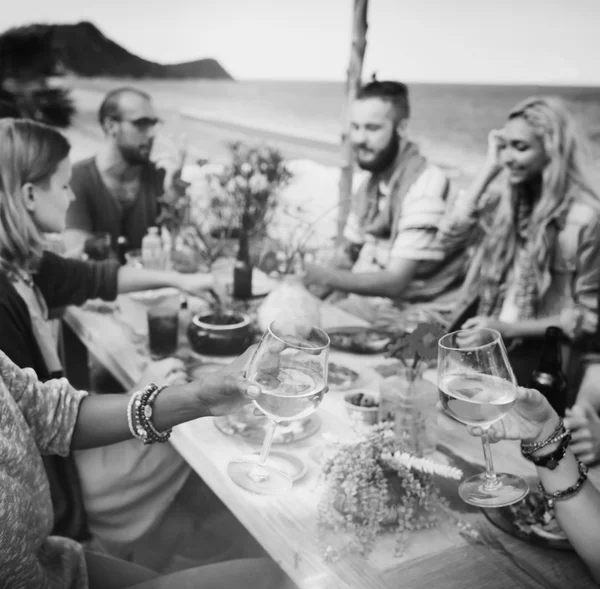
[344,164,468,303]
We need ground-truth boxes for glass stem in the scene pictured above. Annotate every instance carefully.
[258,419,277,466]
[480,429,499,489]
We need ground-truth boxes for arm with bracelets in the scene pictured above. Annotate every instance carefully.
[469,387,600,584]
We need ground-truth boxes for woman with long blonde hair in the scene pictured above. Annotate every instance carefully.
[439,97,600,381]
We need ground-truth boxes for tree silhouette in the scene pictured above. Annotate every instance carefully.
[0,25,75,127]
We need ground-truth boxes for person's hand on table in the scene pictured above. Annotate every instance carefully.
[468,386,559,444]
[189,345,261,416]
[458,316,514,346]
[173,271,217,297]
[302,262,332,288]
[565,402,600,465]
[136,358,188,389]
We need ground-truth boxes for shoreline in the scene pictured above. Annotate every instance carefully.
[66,84,475,182]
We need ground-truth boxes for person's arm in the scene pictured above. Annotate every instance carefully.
[38,252,216,310]
[435,131,505,253]
[1,346,257,451]
[36,251,120,308]
[116,265,214,294]
[73,345,257,448]
[304,166,453,299]
[472,387,600,583]
[529,415,600,581]
[0,289,40,371]
[304,258,419,298]
[461,314,564,342]
[0,471,54,588]
[574,364,600,413]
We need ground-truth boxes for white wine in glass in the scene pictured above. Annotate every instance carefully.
[438,328,529,508]
[227,320,330,494]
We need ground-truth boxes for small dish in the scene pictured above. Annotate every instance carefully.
[343,392,379,426]
[328,326,393,354]
[481,489,572,551]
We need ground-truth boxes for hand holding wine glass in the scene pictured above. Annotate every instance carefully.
[468,386,559,445]
[438,328,529,507]
[228,319,330,494]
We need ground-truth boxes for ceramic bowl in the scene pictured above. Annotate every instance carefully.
[343,392,380,427]
[187,312,252,355]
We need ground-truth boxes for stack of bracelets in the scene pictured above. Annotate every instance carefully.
[520,418,588,510]
[127,383,172,445]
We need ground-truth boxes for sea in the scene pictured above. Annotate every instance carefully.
[73,78,600,176]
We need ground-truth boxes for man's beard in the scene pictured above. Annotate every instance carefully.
[354,131,400,173]
[119,142,152,165]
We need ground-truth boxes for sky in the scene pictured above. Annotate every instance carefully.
[3,0,600,85]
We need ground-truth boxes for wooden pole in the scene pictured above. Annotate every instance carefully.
[337,0,368,242]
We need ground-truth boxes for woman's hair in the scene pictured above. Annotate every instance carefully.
[0,118,71,271]
[470,96,600,304]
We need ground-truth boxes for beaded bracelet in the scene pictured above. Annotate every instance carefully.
[521,419,565,454]
[136,384,172,445]
[127,391,146,441]
[522,433,572,470]
[539,461,588,511]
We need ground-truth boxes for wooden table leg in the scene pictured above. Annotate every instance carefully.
[60,319,90,391]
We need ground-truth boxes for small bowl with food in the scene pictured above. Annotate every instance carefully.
[343,391,380,428]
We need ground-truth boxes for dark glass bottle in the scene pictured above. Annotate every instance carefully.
[233,231,253,299]
[527,326,568,417]
[116,236,129,266]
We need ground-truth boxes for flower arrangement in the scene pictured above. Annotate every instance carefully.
[195,141,293,240]
[155,141,293,274]
[318,422,462,560]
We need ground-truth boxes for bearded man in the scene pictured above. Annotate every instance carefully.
[303,80,468,328]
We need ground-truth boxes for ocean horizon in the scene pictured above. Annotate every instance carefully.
[71,78,600,176]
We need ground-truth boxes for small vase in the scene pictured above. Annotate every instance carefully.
[378,366,438,457]
[233,230,253,299]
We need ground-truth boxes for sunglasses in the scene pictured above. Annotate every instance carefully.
[114,116,162,131]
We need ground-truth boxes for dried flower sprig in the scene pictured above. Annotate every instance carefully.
[381,451,463,480]
[318,422,462,561]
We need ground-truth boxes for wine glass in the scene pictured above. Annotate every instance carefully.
[437,328,529,507]
[227,319,330,494]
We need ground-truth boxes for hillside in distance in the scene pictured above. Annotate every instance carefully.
[2,21,233,80]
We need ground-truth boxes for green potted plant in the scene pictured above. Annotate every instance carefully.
[318,422,462,560]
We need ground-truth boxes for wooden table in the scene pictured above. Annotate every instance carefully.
[63,296,598,589]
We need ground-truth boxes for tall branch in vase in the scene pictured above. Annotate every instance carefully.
[337,0,368,243]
